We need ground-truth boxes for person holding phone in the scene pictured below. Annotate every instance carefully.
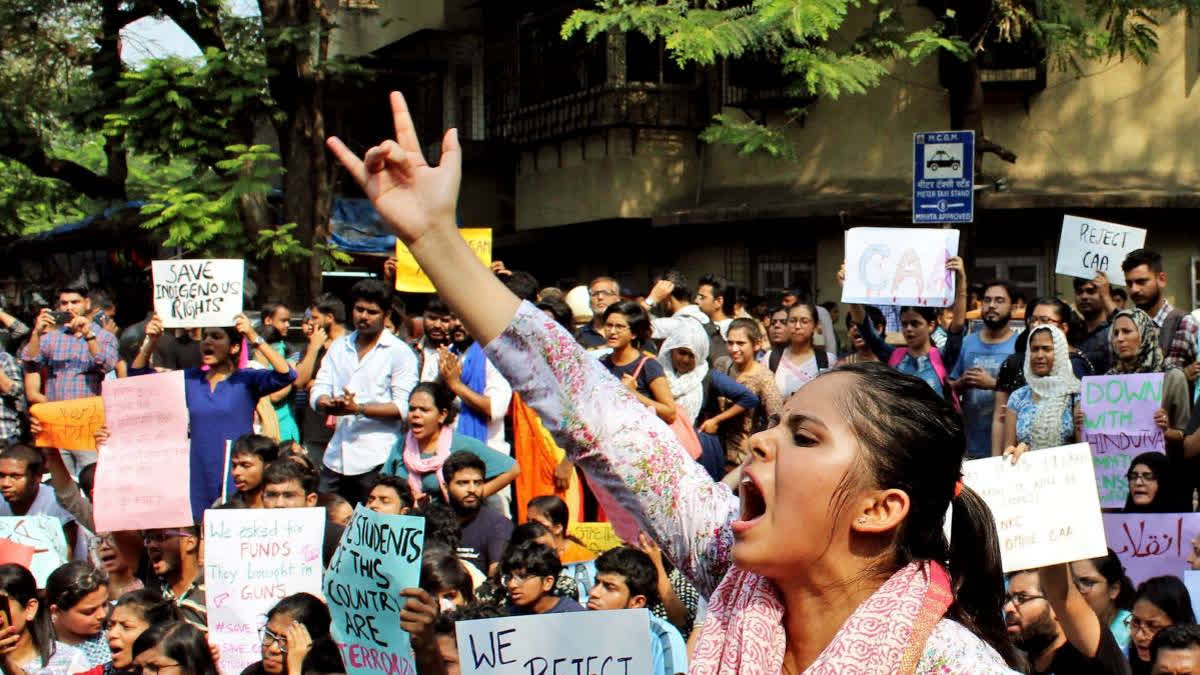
[20,286,118,477]
[0,563,89,674]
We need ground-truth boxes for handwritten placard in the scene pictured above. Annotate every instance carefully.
[456,609,653,674]
[204,508,326,675]
[29,397,104,451]
[326,507,425,674]
[94,371,194,532]
[842,227,960,307]
[1055,215,1146,284]
[394,229,491,293]
[0,516,68,587]
[1105,513,1200,586]
[963,443,1108,572]
[1082,373,1165,508]
[567,522,623,555]
[152,259,244,329]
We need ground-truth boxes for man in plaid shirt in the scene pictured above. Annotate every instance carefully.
[21,286,118,474]
[1122,249,1199,382]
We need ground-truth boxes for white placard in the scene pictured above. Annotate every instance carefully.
[963,443,1108,572]
[456,609,653,675]
[0,516,68,587]
[841,227,960,307]
[203,508,326,675]
[152,259,245,328]
[1055,215,1146,284]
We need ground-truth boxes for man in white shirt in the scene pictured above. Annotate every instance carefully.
[0,444,80,559]
[312,279,418,506]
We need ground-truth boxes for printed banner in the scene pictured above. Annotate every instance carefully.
[0,516,68,587]
[567,522,622,556]
[204,508,326,675]
[94,371,193,532]
[327,507,425,674]
[394,229,491,293]
[456,609,653,674]
[1105,513,1200,586]
[152,259,244,328]
[1055,215,1146,284]
[963,443,1108,572]
[29,397,104,451]
[841,227,960,307]
[1081,373,1165,508]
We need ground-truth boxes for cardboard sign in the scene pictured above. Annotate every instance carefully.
[456,609,653,674]
[326,507,425,674]
[841,227,960,307]
[1105,513,1200,586]
[94,371,194,532]
[1055,215,1146,284]
[963,443,1108,572]
[29,397,104,451]
[0,516,68,586]
[567,522,623,556]
[394,229,491,293]
[204,508,327,674]
[152,259,245,328]
[1081,373,1166,508]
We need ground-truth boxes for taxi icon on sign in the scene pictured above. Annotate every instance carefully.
[926,151,961,172]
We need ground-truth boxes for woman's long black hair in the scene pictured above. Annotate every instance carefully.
[132,621,219,675]
[824,362,1021,669]
[1129,575,1196,674]
[0,564,55,667]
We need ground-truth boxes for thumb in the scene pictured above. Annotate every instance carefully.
[440,128,462,174]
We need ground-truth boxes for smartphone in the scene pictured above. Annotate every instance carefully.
[51,310,74,325]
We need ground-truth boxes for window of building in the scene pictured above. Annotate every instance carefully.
[757,260,814,300]
[518,12,606,106]
[625,34,695,86]
[337,0,380,9]
[973,256,1045,304]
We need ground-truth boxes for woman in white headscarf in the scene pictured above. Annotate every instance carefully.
[658,319,711,425]
[1002,325,1081,459]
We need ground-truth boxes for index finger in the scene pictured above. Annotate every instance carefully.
[390,92,428,168]
[326,137,368,187]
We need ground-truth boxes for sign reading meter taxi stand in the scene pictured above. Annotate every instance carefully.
[913,130,974,224]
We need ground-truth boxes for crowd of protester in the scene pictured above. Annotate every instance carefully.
[0,94,1195,674]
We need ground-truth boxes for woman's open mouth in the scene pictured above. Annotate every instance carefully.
[732,472,767,534]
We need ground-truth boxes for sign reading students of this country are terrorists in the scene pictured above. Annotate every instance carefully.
[1081,373,1165,509]
[1055,215,1147,284]
[326,506,425,675]
[913,130,974,224]
[151,259,245,329]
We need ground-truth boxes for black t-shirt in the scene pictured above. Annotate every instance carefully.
[154,330,204,370]
[1039,625,1132,675]
[576,323,607,350]
[323,522,345,569]
[459,506,514,573]
[301,344,333,446]
[602,354,665,399]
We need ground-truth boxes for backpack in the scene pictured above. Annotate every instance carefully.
[702,320,730,368]
[888,347,961,412]
[768,346,829,373]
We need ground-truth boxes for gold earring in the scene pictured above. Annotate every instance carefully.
[857,516,867,524]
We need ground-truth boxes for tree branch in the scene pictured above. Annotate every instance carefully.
[149,0,226,51]
[0,135,126,200]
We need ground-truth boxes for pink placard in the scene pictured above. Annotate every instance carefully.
[1082,373,1166,508]
[1104,513,1200,586]
[94,371,193,532]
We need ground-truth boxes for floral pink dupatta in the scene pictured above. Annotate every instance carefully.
[691,560,954,674]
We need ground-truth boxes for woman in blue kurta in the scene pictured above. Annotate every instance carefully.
[135,314,295,521]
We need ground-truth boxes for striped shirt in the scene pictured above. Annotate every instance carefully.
[161,573,207,631]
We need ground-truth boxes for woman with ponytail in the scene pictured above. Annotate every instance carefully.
[327,94,1022,673]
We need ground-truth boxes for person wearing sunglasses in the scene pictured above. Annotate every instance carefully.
[130,621,217,675]
[1128,576,1196,675]
[140,529,204,630]
[240,593,329,675]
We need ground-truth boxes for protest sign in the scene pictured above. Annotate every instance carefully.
[456,608,653,675]
[1081,373,1165,508]
[1105,513,1200,586]
[1055,215,1146,283]
[963,443,1108,572]
[568,522,622,555]
[394,229,491,293]
[841,227,960,307]
[152,259,244,328]
[204,508,326,674]
[0,516,68,586]
[326,507,425,675]
[1186,571,1200,613]
[29,397,104,450]
[94,371,193,532]
[0,538,34,569]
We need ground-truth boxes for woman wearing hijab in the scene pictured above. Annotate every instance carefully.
[659,320,711,426]
[327,97,1022,674]
[1001,325,1080,458]
[1123,451,1190,513]
[1108,309,1192,449]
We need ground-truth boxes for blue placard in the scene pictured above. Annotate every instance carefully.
[913,130,974,223]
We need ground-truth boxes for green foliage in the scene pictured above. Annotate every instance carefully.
[699,112,801,158]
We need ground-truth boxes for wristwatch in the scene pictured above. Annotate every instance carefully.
[251,335,264,347]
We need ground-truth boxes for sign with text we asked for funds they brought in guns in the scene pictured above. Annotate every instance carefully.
[963,443,1108,572]
[1081,373,1165,509]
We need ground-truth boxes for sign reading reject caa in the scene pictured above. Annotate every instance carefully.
[913,131,974,224]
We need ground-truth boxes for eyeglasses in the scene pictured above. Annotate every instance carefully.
[260,626,288,653]
[1127,471,1156,484]
[1126,615,1170,636]
[140,665,182,674]
[589,290,617,299]
[140,529,191,543]
[1003,593,1045,608]
[502,572,540,585]
[1028,316,1059,326]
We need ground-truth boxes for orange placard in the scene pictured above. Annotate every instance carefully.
[30,397,104,451]
[567,522,623,555]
